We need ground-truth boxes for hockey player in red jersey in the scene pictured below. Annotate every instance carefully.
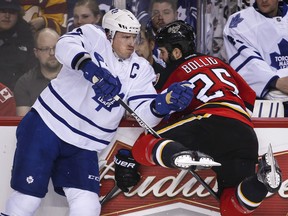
[131,20,282,215]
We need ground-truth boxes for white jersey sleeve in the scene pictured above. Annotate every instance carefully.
[55,24,108,70]
[223,4,288,98]
[32,24,162,152]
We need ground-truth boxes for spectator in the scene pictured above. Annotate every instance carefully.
[135,25,165,89]
[223,0,288,116]
[0,0,36,91]
[67,0,112,32]
[0,82,16,116]
[21,0,67,35]
[146,0,179,67]
[73,0,101,29]
[14,28,61,117]
[132,20,282,216]
[148,0,178,34]
[0,9,192,216]
[66,0,79,31]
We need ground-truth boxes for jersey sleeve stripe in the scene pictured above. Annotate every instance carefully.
[71,52,91,70]
[127,94,157,104]
[235,55,263,72]
[228,45,248,64]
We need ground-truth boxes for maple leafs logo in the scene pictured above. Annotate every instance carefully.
[229,14,244,28]
[94,93,124,111]
[270,39,288,69]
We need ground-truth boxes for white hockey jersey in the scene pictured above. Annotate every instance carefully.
[33,24,161,152]
[223,2,288,98]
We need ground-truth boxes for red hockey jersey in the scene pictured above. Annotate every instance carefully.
[159,55,256,127]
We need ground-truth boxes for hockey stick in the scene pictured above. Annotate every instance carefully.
[100,184,119,205]
[114,95,161,138]
[190,170,219,201]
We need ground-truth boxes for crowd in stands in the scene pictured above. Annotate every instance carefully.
[0,0,288,117]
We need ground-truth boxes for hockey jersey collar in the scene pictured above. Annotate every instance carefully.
[112,50,133,62]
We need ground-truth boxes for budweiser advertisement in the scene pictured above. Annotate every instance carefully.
[0,118,287,216]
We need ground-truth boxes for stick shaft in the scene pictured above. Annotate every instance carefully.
[114,95,160,138]
[100,185,119,205]
[189,170,219,201]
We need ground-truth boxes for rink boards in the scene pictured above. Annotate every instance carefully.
[0,117,287,216]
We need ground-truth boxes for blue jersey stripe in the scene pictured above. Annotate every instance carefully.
[235,55,263,72]
[38,96,110,145]
[127,94,156,104]
[48,84,117,133]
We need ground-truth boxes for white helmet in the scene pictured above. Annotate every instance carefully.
[102,8,141,39]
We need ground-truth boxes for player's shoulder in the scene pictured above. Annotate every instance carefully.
[226,7,258,27]
[69,24,106,38]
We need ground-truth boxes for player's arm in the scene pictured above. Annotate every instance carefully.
[55,24,107,70]
[127,64,194,128]
[55,24,121,101]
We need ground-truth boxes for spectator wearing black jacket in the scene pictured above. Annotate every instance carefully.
[0,0,36,90]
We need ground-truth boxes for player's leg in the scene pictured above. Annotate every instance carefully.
[1,191,41,216]
[132,133,215,169]
[52,143,101,216]
[220,149,282,216]
[1,110,60,215]
[257,144,282,193]
[217,159,259,216]
[216,121,282,215]
[169,115,263,215]
[63,188,101,216]
[132,114,220,169]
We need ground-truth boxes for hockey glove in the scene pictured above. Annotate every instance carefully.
[81,60,121,101]
[92,75,121,101]
[114,149,141,192]
[153,81,193,116]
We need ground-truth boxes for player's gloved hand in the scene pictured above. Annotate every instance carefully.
[152,81,193,116]
[114,149,141,192]
[80,60,121,101]
[92,75,121,101]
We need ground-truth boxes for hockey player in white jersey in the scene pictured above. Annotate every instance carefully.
[0,9,193,216]
[223,0,288,116]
